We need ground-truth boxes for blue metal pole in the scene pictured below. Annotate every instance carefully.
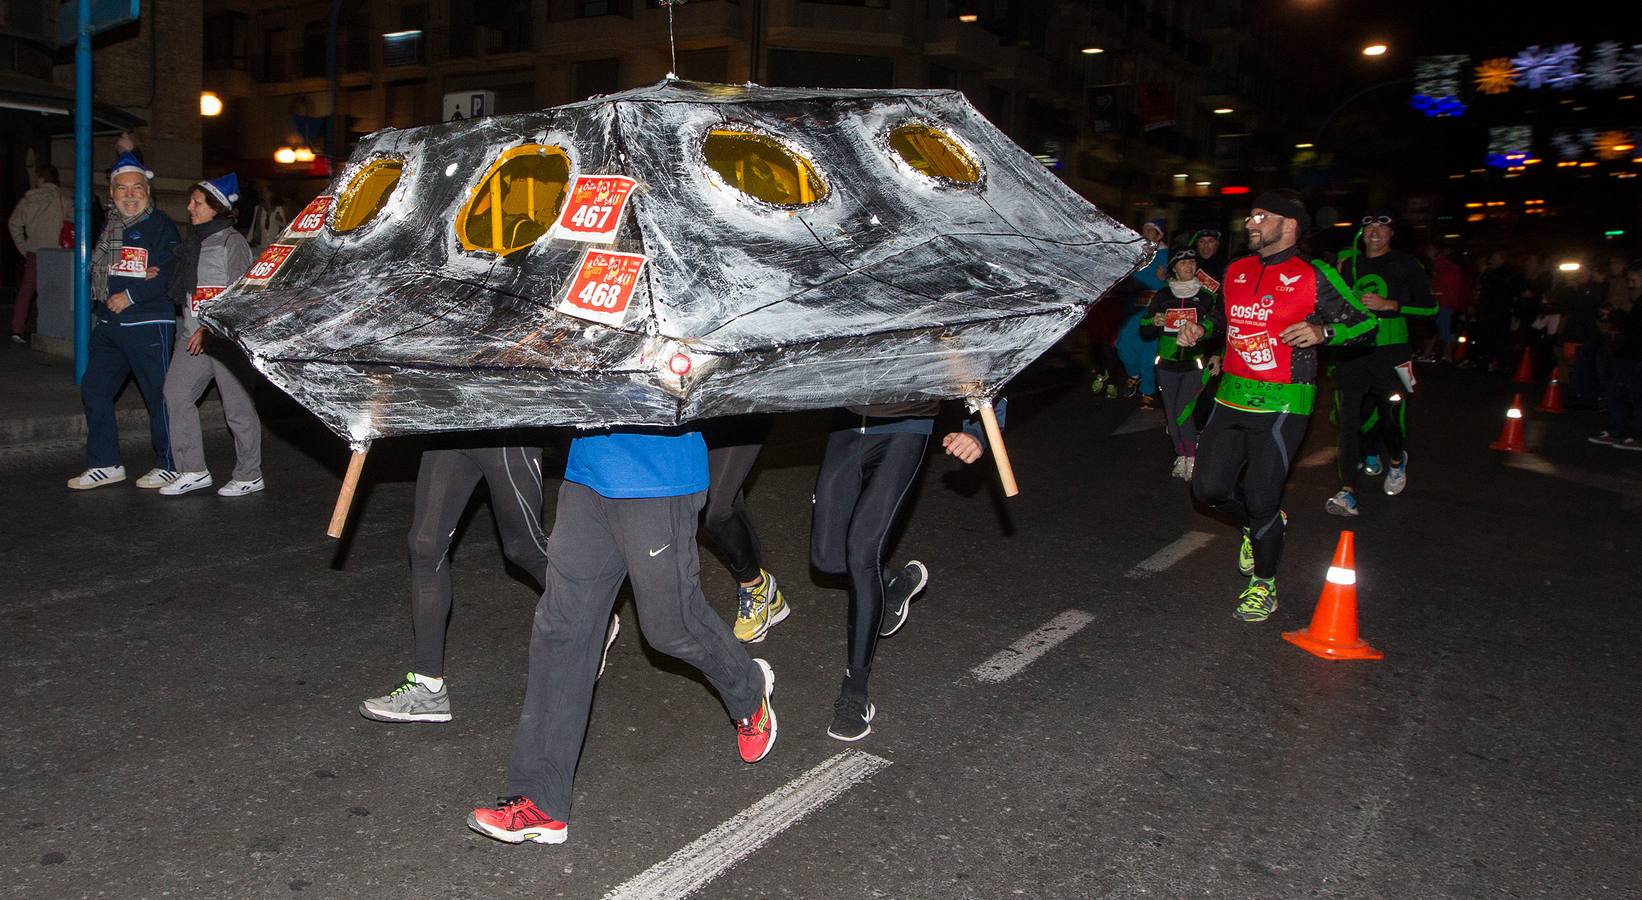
[73,0,92,383]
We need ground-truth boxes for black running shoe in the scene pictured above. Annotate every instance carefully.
[827,689,876,742]
[879,560,928,637]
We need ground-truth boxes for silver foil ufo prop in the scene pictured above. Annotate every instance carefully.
[200,79,1149,444]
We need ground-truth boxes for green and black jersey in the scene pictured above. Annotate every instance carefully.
[1139,287,1220,370]
[1336,248,1436,347]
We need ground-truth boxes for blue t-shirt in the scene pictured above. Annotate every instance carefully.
[564,428,708,499]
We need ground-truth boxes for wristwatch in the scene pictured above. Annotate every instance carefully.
[1321,324,1336,342]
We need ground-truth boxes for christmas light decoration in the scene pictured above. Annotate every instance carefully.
[1475,58,1517,95]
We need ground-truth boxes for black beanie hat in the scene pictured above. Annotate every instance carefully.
[1250,190,1307,230]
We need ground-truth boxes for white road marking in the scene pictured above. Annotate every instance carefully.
[970,609,1096,684]
[1124,531,1216,578]
[604,750,891,900]
[1112,408,1163,435]
[1504,452,1642,509]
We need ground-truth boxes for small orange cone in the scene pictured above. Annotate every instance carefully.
[1489,393,1528,451]
[1511,347,1535,384]
[1536,366,1566,413]
[1283,531,1383,661]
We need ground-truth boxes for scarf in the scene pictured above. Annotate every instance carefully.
[170,216,233,307]
[89,203,138,303]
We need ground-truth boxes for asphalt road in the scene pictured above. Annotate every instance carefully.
[4,362,1639,899]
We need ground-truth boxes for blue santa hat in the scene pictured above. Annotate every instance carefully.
[109,152,153,180]
[199,172,240,209]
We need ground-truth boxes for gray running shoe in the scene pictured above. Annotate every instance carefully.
[359,673,451,723]
[827,687,876,742]
[879,560,928,637]
[1383,452,1408,496]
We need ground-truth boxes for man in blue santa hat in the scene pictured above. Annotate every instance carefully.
[68,152,183,490]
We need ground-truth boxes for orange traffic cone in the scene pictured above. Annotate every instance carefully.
[1511,347,1535,384]
[1536,366,1566,413]
[1489,393,1528,451]
[1283,531,1383,661]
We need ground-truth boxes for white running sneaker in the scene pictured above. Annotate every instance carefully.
[134,468,179,489]
[67,465,126,490]
[216,477,265,496]
[159,471,213,496]
[1383,453,1408,496]
[1181,456,1195,481]
[1170,455,1187,479]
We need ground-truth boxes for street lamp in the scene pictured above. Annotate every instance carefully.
[1362,43,1388,57]
[200,91,223,117]
[1213,107,1234,115]
[1081,47,1105,55]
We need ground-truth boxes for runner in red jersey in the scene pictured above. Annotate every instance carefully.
[1175,189,1376,622]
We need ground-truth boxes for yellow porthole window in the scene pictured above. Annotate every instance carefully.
[888,124,981,185]
[333,158,405,233]
[703,129,828,207]
[457,145,571,255]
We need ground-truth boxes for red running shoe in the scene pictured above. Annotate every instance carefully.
[467,796,568,845]
[736,658,778,763]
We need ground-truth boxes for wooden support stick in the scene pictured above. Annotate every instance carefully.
[326,445,370,539]
[979,400,1018,497]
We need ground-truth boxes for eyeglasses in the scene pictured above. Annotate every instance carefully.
[1244,213,1271,224]
[1362,215,1393,225]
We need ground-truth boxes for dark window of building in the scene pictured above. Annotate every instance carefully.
[342,4,373,72]
[302,21,328,78]
[261,27,288,81]
[485,0,533,53]
[573,58,621,99]
[384,4,426,66]
[767,50,892,89]
[449,1,478,59]
[204,12,249,71]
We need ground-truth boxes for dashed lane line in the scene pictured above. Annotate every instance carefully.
[969,609,1096,684]
[1124,531,1216,578]
[603,750,891,900]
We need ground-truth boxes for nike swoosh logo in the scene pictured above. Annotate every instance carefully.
[648,544,670,557]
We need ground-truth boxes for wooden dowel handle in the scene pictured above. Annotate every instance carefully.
[326,447,369,539]
[979,400,1018,497]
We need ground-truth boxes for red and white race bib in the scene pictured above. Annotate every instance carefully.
[243,244,296,285]
[109,246,149,277]
[556,249,646,326]
[548,175,637,244]
[1196,270,1221,293]
[1161,307,1198,334]
[190,286,225,314]
[287,195,334,237]
[1228,328,1278,372]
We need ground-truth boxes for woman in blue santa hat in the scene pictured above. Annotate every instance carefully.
[158,172,266,497]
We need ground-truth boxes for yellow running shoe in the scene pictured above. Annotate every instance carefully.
[733,569,790,643]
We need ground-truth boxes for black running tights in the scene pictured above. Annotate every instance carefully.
[409,446,549,676]
[1191,406,1308,580]
[810,427,928,693]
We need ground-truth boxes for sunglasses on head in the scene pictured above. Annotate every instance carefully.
[1362,215,1393,225]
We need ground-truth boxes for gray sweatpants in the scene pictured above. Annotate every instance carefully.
[163,337,262,481]
[1156,365,1204,457]
[504,481,763,822]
